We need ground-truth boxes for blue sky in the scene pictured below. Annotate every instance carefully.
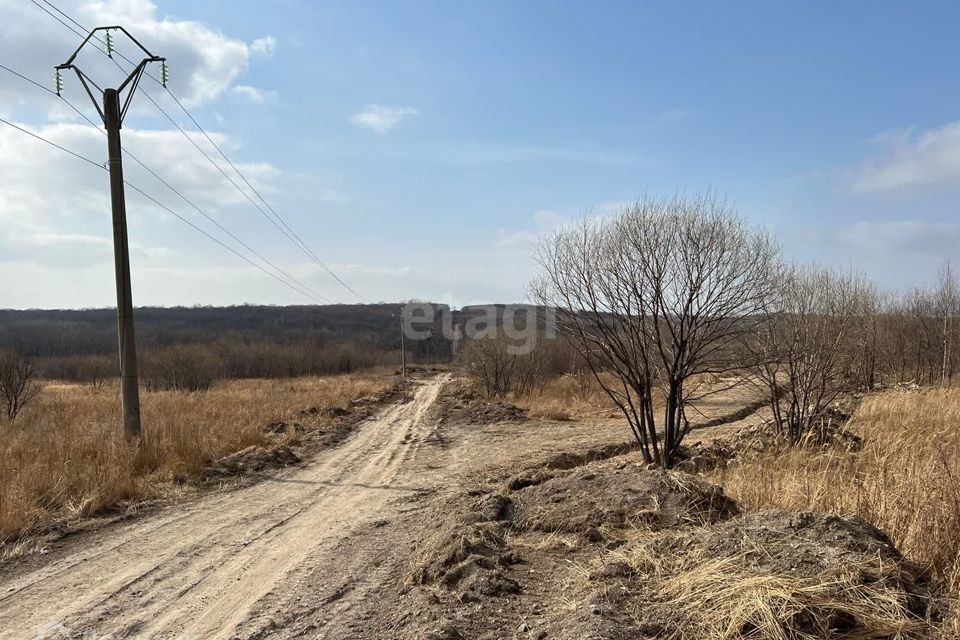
[1,0,959,308]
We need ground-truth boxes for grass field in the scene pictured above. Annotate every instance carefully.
[708,387,960,635]
[0,373,395,545]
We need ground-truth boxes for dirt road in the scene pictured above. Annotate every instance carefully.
[0,373,767,639]
[0,376,458,640]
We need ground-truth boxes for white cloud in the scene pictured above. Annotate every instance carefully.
[0,119,279,266]
[496,209,566,249]
[2,232,171,268]
[854,120,960,192]
[827,220,960,256]
[231,85,278,105]
[350,104,420,133]
[0,0,277,109]
[781,219,960,291]
[250,36,277,58]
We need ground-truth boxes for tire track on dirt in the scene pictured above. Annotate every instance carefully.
[0,375,448,640]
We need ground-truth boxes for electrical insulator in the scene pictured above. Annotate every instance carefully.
[160,61,169,87]
[54,70,63,96]
[105,31,114,58]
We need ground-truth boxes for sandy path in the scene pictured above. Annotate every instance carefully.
[0,375,449,640]
[0,374,764,639]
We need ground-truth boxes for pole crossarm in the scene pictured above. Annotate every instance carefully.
[56,26,164,127]
[54,25,162,439]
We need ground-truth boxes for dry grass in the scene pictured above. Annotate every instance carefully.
[707,387,960,636]
[510,373,622,421]
[613,530,929,639]
[0,372,395,543]
[511,372,758,424]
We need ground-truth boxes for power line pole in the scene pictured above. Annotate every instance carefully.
[57,26,165,439]
[399,305,407,377]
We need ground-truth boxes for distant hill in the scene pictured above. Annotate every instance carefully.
[0,304,433,357]
[0,303,554,357]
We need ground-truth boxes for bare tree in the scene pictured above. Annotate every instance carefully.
[936,261,959,387]
[142,345,219,392]
[458,329,550,397]
[0,350,42,421]
[749,267,871,443]
[532,194,781,467]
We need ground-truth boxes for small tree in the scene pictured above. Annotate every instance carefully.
[749,267,871,443]
[458,329,550,398]
[936,261,959,387]
[532,193,781,467]
[0,350,42,421]
[142,345,219,392]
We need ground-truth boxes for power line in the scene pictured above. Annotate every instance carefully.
[39,0,88,34]
[0,62,333,304]
[0,62,57,94]
[0,115,332,305]
[33,0,369,303]
[163,87,369,303]
[28,0,90,43]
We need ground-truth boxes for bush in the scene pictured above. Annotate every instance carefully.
[458,330,550,397]
[142,344,219,392]
[0,350,42,420]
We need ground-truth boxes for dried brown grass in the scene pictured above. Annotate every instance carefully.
[615,531,929,639]
[510,373,622,421]
[707,387,960,636]
[0,372,394,543]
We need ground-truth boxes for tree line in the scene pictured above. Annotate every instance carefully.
[460,193,958,468]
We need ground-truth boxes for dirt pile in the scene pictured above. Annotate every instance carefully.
[700,510,903,576]
[405,464,746,638]
[433,384,528,425]
[205,444,301,477]
[404,450,937,640]
[531,506,934,640]
[512,466,738,540]
[408,492,521,602]
[678,419,864,474]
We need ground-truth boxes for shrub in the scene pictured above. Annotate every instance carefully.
[0,350,41,421]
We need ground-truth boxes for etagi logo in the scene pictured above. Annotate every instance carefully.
[400,303,556,356]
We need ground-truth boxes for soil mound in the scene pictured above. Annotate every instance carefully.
[542,441,636,471]
[701,510,902,576]
[512,467,738,539]
[541,509,933,640]
[679,420,864,474]
[432,383,528,425]
[408,492,521,602]
[205,444,301,477]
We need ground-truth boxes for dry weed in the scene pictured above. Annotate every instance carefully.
[597,525,931,639]
[0,372,395,543]
[707,387,960,636]
[510,373,622,420]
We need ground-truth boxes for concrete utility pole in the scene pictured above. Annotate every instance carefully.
[57,27,165,439]
[399,305,407,377]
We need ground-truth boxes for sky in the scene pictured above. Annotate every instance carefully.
[2,0,960,309]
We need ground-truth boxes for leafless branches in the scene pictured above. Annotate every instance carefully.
[458,329,552,397]
[0,350,42,421]
[531,193,781,466]
[748,267,874,443]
